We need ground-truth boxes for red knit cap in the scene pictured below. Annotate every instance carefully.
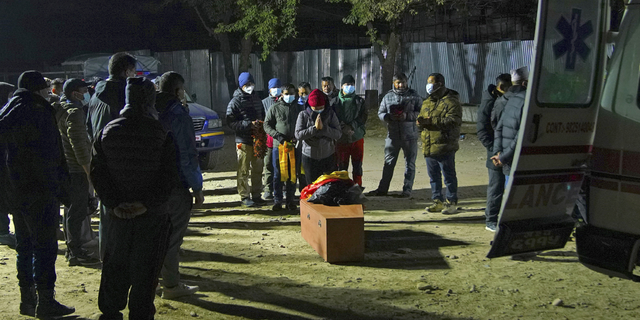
[307,89,325,107]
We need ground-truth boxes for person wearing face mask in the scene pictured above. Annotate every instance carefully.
[226,72,266,207]
[264,84,304,211]
[334,75,367,186]
[417,73,462,215]
[476,73,512,232]
[321,76,340,107]
[295,89,342,184]
[0,70,75,318]
[298,82,311,106]
[261,78,282,201]
[368,72,423,198]
[53,79,101,267]
[86,52,137,261]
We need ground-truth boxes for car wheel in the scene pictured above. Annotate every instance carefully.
[199,150,219,171]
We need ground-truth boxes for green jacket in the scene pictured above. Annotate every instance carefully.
[55,99,92,173]
[418,89,462,157]
[334,91,367,143]
[264,100,304,148]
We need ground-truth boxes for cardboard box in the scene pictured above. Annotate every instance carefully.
[300,199,364,263]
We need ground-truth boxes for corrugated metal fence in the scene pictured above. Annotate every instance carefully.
[155,40,534,115]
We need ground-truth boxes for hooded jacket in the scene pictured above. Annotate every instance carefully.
[335,91,367,143]
[226,88,265,144]
[264,99,304,148]
[418,89,462,157]
[55,97,92,173]
[378,88,423,141]
[91,79,180,210]
[0,89,68,209]
[493,85,527,176]
[491,85,526,130]
[476,85,500,169]
[86,77,127,142]
[157,91,203,193]
[295,101,342,160]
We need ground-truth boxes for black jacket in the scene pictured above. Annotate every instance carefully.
[493,85,527,176]
[226,88,265,144]
[91,103,180,210]
[476,85,500,169]
[0,89,69,210]
[491,85,526,131]
[86,78,127,142]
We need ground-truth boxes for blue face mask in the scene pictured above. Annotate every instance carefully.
[283,95,295,104]
[82,92,91,105]
[343,85,355,95]
[298,95,307,105]
[270,88,282,97]
[313,108,324,114]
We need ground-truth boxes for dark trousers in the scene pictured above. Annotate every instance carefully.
[263,146,274,195]
[161,188,192,288]
[376,138,418,194]
[296,146,307,192]
[99,202,111,261]
[99,209,170,320]
[0,211,10,234]
[13,198,59,289]
[272,147,296,204]
[302,154,337,186]
[425,152,458,202]
[336,139,364,184]
[65,172,89,253]
[486,168,505,225]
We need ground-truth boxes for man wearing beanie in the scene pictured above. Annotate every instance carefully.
[295,89,342,184]
[92,77,178,319]
[261,78,282,201]
[0,70,75,318]
[492,66,530,185]
[334,74,367,186]
[226,72,266,207]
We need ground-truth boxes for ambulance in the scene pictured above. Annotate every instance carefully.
[488,0,640,281]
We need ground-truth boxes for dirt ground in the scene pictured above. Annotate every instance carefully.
[1,120,640,320]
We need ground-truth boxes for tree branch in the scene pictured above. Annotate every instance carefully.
[194,6,215,37]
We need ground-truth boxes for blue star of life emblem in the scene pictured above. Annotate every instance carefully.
[553,8,594,70]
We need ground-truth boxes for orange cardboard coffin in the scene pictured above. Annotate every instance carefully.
[299,199,364,263]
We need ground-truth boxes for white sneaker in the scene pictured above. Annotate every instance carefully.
[441,201,458,215]
[161,282,199,299]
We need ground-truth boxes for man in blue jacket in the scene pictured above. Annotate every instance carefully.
[156,71,204,299]
[261,78,282,201]
[0,71,75,318]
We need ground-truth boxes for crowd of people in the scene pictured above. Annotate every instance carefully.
[0,49,529,318]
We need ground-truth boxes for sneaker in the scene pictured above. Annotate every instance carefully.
[485,224,496,232]
[441,200,458,215]
[241,198,255,207]
[285,202,297,211]
[425,199,444,213]
[0,232,16,248]
[366,189,387,197]
[68,249,101,267]
[252,196,267,205]
[161,282,199,300]
[398,192,411,198]
[272,203,283,211]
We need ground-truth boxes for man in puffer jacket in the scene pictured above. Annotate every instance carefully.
[261,78,282,201]
[92,77,178,320]
[418,73,462,215]
[368,72,423,198]
[226,72,266,207]
[492,67,529,184]
[334,74,368,186]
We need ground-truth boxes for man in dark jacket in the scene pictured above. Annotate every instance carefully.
[261,78,282,201]
[226,72,266,207]
[476,73,511,232]
[0,71,75,318]
[492,67,529,184]
[55,79,101,265]
[92,77,177,320]
[321,76,340,107]
[86,52,137,260]
[264,83,304,211]
[368,73,423,197]
[418,73,463,215]
[335,75,368,186]
[156,71,203,299]
[0,82,16,248]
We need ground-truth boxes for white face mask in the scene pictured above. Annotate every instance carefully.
[282,95,295,104]
[426,83,435,95]
[270,88,282,97]
[243,85,255,94]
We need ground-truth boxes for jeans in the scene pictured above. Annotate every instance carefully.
[336,139,364,184]
[236,143,264,200]
[13,198,59,289]
[302,154,337,185]
[486,168,505,226]
[272,148,296,204]
[99,208,171,320]
[505,175,510,188]
[263,146,274,195]
[425,152,458,202]
[161,188,192,288]
[376,138,418,194]
[65,172,89,253]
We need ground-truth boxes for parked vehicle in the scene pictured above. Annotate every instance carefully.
[185,91,224,170]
